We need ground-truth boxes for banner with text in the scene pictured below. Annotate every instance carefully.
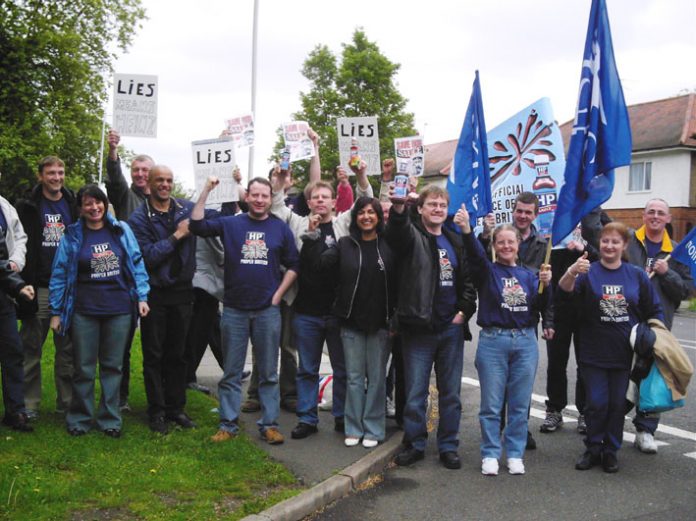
[113,73,158,138]
[192,137,238,204]
[282,121,315,162]
[337,117,380,176]
[486,98,566,240]
[394,136,425,176]
[225,114,255,147]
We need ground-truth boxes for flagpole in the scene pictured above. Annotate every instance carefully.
[248,0,259,179]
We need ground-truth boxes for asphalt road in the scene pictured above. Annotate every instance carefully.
[311,310,696,521]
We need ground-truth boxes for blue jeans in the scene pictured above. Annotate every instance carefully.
[293,313,346,425]
[67,313,132,431]
[219,305,281,434]
[402,323,465,453]
[475,327,538,459]
[580,365,630,456]
[341,327,389,441]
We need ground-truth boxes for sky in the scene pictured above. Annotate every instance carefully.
[109,0,696,190]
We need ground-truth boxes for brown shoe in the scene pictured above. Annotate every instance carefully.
[241,399,261,413]
[211,429,236,443]
[262,427,284,445]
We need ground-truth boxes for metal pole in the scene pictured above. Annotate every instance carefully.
[248,0,259,179]
[98,116,107,185]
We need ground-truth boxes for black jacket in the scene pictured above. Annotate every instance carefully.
[384,209,476,337]
[15,185,78,288]
[301,229,396,329]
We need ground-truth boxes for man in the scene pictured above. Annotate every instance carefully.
[16,156,78,418]
[270,138,373,439]
[105,130,153,220]
[128,165,199,434]
[481,192,550,449]
[105,129,154,410]
[191,176,299,444]
[626,199,691,453]
[386,185,477,470]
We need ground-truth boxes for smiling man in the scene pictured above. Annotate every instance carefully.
[128,165,199,434]
[16,156,78,420]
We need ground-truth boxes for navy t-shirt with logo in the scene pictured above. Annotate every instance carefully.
[0,207,8,237]
[432,234,458,328]
[571,262,663,369]
[38,197,73,286]
[644,238,662,273]
[73,227,132,316]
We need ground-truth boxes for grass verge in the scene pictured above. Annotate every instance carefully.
[0,331,299,520]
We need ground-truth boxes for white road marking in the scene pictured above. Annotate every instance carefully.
[684,452,696,460]
[462,376,696,444]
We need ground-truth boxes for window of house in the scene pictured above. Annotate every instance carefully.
[628,161,652,192]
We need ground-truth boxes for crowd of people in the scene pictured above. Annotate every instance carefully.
[0,127,691,477]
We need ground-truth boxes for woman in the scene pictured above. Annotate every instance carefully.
[455,207,551,476]
[302,196,395,448]
[49,185,149,437]
[558,222,662,473]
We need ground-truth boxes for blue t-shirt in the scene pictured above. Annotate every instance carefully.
[432,234,458,328]
[189,213,300,310]
[74,227,132,316]
[570,262,663,369]
[38,197,73,286]
[0,207,7,237]
[644,238,662,273]
[462,232,548,329]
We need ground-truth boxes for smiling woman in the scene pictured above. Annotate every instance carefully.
[48,185,150,438]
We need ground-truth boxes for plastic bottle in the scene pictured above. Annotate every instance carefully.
[349,138,361,168]
[532,154,557,238]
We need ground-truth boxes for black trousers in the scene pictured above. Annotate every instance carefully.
[545,321,586,414]
[0,294,25,416]
[185,288,223,384]
[140,295,193,418]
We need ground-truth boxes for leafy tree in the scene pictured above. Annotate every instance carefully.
[273,29,416,191]
[0,0,146,201]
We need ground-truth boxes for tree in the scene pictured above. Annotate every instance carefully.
[0,0,146,201]
[273,29,417,190]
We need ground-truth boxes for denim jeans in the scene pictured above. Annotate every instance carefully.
[402,323,465,453]
[580,365,630,456]
[0,294,25,416]
[67,313,132,431]
[341,327,389,441]
[475,327,538,459]
[20,287,73,412]
[219,305,281,433]
[293,313,346,425]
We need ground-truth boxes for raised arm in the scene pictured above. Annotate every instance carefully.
[307,128,321,183]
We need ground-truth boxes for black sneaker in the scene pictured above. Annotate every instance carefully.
[2,413,34,432]
[526,430,537,450]
[68,428,87,437]
[575,450,601,470]
[291,422,318,439]
[166,412,196,429]
[104,429,122,438]
[577,414,587,434]
[540,411,563,433]
[334,417,345,433]
[394,446,425,467]
[149,415,169,434]
[439,451,461,470]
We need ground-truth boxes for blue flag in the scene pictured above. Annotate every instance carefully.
[448,70,492,222]
[670,228,696,287]
[551,0,632,246]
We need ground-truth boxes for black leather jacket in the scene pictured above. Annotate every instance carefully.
[384,209,476,337]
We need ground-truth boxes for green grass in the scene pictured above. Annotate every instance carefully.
[0,331,300,520]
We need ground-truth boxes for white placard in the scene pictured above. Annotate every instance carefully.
[224,114,255,148]
[394,136,425,176]
[282,121,315,162]
[192,137,238,203]
[113,73,158,138]
[336,117,380,176]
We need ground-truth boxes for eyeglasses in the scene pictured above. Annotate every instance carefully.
[645,210,668,217]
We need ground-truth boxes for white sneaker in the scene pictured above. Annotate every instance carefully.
[362,438,378,448]
[481,458,499,476]
[344,436,360,447]
[635,432,658,454]
[507,458,525,475]
[386,397,396,418]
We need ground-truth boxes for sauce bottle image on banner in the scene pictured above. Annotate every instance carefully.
[349,138,361,168]
[532,154,557,238]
